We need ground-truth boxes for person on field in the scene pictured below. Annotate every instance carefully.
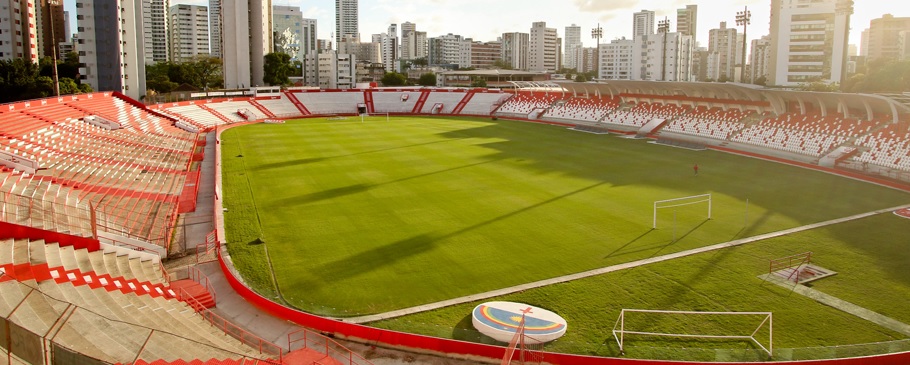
[693,163,699,176]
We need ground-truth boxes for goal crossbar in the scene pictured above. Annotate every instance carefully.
[653,193,712,229]
[612,309,772,357]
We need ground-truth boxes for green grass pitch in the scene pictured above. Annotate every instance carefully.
[220,116,910,357]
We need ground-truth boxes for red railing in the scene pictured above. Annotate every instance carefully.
[196,230,219,264]
[186,265,216,303]
[287,328,374,365]
[179,287,284,363]
[769,252,812,280]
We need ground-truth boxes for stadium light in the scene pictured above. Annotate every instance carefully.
[658,18,670,81]
[592,24,603,78]
[736,7,751,84]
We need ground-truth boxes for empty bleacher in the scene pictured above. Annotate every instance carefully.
[165,105,232,128]
[731,113,884,157]
[420,91,467,114]
[0,238,274,364]
[372,91,422,113]
[206,101,268,122]
[661,107,752,141]
[292,91,364,115]
[602,102,691,128]
[852,121,910,171]
[255,95,304,118]
[459,92,509,116]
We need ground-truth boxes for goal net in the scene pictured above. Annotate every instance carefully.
[359,113,390,123]
[653,193,712,229]
[612,309,773,357]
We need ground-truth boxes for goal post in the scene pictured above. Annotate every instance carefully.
[612,309,773,357]
[359,112,390,123]
[653,193,712,229]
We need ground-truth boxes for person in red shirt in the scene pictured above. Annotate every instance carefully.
[693,163,699,176]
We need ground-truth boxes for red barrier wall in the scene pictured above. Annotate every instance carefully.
[0,221,100,252]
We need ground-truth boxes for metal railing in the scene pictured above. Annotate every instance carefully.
[185,265,216,303]
[0,191,95,238]
[287,328,375,365]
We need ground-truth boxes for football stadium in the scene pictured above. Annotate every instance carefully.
[2,83,910,365]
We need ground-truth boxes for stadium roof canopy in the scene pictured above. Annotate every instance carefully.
[552,81,910,122]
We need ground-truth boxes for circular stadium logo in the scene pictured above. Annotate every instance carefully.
[472,301,567,344]
[895,208,910,219]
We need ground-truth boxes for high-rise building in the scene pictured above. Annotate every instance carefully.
[769,0,852,86]
[866,14,910,61]
[706,22,737,81]
[223,0,272,88]
[400,22,427,61]
[37,0,66,59]
[302,52,355,88]
[501,32,529,70]
[598,38,634,80]
[633,10,656,38]
[470,40,502,69]
[302,19,318,56]
[632,32,695,81]
[900,32,910,61]
[676,5,697,38]
[427,33,471,68]
[860,28,870,57]
[169,4,210,63]
[564,24,582,70]
[580,47,597,74]
[208,0,221,58]
[377,24,399,72]
[143,0,169,64]
[529,21,560,73]
[0,0,39,62]
[273,5,304,61]
[338,35,380,64]
[77,0,146,99]
[336,0,358,48]
[750,35,772,84]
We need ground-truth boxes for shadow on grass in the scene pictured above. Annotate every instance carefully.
[266,183,372,207]
[310,233,439,284]
[252,157,327,171]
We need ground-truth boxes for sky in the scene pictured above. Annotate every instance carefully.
[63,0,900,51]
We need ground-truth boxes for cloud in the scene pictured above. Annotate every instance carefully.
[573,0,639,13]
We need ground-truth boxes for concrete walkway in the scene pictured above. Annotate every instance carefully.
[762,275,910,337]
[342,204,910,324]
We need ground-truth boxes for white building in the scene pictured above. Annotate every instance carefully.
[77,0,146,99]
[338,35,380,64]
[428,33,471,68]
[677,5,697,38]
[598,38,634,80]
[169,4,210,62]
[0,0,39,62]
[143,0,169,64]
[564,24,582,70]
[769,0,852,86]
[400,22,427,61]
[633,10,656,38]
[208,0,221,58]
[335,0,358,48]
[706,22,737,81]
[501,32,529,70]
[529,21,560,73]
[302,52,355,89]
[750,35,772,84]
[377,24,399,72]
[632,32,695,82]
[273,5,303,61]
[222,1,271,88]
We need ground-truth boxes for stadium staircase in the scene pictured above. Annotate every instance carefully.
[362,90,375,113]
[197,104,236,125]
[248,100,277,119]
[411,90,431,113]
[451,90,475,114]
[282,91,311,116]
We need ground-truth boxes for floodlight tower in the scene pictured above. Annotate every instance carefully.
[736,6,751,83]
[592,24,603,79]
[658,17,670,81]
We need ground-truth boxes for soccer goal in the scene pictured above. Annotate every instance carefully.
[612,309,773,357]
[359,112,390,123]
[653,193,712,229]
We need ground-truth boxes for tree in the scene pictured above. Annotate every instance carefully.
[797,80,840,92]
[752,76,767,86]
[381,72,407,86]
[263,52,293,86]
[411,58,428,67]
[492,60,514,70]
[471,77,487,88]
[418,73,437,86]
[190,55,223,89]
[574,74,589,82]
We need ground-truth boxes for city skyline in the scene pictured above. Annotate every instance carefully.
[62,0,901,51]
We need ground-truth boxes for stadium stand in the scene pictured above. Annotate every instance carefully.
[545,97,620,122]
[419,91,467,114]
[731,113,885,157]
[372,91,422,113]
[255,95,305,118]
[495,93,559,116]
[205,101,268,122]
[661,107,752,141]
[458,91,508,116]
[291,91,364,115]
[852,121,910,171]
[165,105,234,128]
